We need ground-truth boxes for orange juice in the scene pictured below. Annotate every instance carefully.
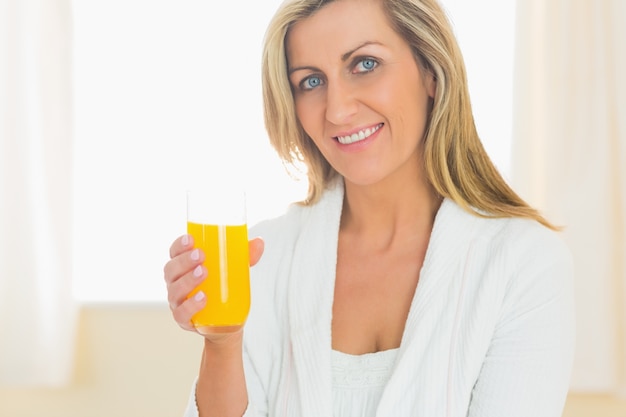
[186,222,250,330]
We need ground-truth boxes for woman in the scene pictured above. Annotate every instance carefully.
[164,0,575,416]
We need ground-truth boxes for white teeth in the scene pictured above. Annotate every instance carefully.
[336,124,382,144]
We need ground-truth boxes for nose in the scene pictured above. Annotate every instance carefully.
[325,79,358,126]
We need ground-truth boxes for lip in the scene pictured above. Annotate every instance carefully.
[333,123,384,147]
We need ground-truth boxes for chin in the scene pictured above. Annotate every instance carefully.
[341,172,390,189]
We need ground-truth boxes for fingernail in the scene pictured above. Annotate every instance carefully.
[190,249,200,261]
[193,291,205,302]
[181,234,189,246]
[193,265,203,279]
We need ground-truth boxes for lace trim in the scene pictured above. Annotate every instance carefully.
[332,348,398,389]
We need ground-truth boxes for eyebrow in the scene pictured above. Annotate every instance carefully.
[341,41,381,61]
[288,40,383,75]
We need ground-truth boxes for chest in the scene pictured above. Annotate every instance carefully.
[331,237,428,354]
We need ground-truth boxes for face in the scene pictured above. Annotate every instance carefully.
[286,0,436,188]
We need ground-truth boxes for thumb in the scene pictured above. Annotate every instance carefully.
[249,237,265,266]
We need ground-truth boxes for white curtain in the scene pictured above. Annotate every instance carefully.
[512,0,626,395]
[0,0,77,386]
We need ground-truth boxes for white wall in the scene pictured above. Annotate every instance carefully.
[0,305,201,417]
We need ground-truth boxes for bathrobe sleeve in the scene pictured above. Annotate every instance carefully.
[467,222,576,417]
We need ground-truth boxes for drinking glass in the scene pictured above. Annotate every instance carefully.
[186,187,250,334]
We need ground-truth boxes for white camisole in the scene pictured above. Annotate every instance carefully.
[332,348,399,417]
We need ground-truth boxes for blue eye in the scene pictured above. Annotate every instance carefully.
[355,58,378,73]
[302,75,323,90]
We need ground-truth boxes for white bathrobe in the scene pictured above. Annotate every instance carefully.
[185,180,575,417]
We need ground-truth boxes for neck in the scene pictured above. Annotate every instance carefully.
[340,175,442,251]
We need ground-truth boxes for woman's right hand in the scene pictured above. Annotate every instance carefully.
[163,234,264,339]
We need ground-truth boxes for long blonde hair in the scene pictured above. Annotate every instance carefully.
[262,0,557,230]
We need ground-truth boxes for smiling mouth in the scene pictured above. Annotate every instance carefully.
[335,123,383,145]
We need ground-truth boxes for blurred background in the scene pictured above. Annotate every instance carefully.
[1,0,624,415]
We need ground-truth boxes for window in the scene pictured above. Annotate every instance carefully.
[72,0,515,303]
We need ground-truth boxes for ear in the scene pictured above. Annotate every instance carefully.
[424,71,437,99]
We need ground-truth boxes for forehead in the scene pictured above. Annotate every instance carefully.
[285,0,401,64]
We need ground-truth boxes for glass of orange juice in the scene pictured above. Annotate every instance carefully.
[186,186,250,335]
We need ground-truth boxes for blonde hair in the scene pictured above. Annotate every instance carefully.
[262,0,557,230]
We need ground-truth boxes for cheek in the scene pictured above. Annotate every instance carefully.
[295,95,326,141]
[294,96,313,128]
[387,89,431,145]
[364,78,396,109]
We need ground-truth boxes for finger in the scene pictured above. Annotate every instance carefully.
[164,246,205,286]
[169,234,194,259]
[167,263,206,308]
[171,291,207,332]
[249,237,265,266]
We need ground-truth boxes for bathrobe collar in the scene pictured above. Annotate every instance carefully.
[286,179,479,416]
